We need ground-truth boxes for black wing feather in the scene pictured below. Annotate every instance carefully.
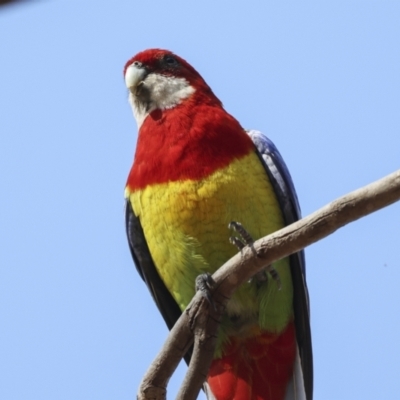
[125,200,182,331]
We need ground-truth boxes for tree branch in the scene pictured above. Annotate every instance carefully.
[138,169,400,400]
[0,0,31,7]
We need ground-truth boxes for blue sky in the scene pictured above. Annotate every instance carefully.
[0,1,399,399]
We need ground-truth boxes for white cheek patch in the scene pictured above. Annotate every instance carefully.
[128,74,195,129]
[147,74,195,110]
[128,93,148,130]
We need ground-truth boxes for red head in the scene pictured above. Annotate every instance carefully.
[124,49,212,91]
[124,49,221,127]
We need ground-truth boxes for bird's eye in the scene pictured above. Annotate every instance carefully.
[164,55,178,66]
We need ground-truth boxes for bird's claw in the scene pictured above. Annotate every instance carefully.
[268,266,282,290]
[229,221,282,290]
[229,236,245,250]
[195,273,216,310]
[250,263,282,290]
[228,221,254,247]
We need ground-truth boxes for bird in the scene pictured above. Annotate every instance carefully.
[123,48,312,400]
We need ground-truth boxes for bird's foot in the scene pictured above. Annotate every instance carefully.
[195,273,216,310]
[251,265,282,290]
[228,221,254,249]
[229,221,282,290]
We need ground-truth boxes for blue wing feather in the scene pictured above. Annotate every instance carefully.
[248,130,301,219]
[247,129,313,400]
[247,130,306,275]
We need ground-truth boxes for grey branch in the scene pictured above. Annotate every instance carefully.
[138,169,400,400]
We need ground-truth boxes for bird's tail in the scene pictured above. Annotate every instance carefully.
[205,320,299,400]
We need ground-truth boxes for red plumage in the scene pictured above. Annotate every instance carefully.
[207,321,296,400]
[126,98,254,190]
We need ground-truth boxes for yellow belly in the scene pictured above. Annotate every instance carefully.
[126,152,293,338]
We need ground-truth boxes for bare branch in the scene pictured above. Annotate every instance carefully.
[137,305,193,400]
[139,169,400,400]
[175,294,222,400]
[0,0,31,8]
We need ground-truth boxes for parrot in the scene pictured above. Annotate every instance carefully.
[123,49,313,400]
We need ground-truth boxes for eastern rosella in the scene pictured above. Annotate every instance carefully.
[124,49,313,400]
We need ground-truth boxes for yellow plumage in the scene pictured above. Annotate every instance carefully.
[126,152,293,345]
